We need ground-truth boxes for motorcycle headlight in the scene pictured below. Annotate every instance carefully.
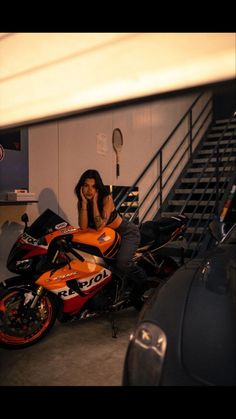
[124,322,167,386]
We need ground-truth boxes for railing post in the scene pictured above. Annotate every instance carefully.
[215,145,220,215]
[189,109,193,161]
[159,150,163,214]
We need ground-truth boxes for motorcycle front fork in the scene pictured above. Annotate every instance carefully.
[23,285,44,309]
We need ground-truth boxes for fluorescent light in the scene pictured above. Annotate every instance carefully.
[0,33,235,129]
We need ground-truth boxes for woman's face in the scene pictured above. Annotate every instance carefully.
[82,178,97,200]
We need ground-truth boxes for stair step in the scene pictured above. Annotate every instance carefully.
[215,118,236,124]
[161,211,185,217]
[120,201,138,208]
[198,148,235,154]
[169,200,215,206]
[165,241,197,250]
[185,213,214,220]
[193,157,236,163]
[161,211,211,220]
[187,166,234,173]
[175,188,222,194]
[162,211,212,221]
[187,166,233,173]
[186,226,205,234]
[181,176,228,183]
[212,124,236,130]
[207,132,235,138]
[203,140,236,146]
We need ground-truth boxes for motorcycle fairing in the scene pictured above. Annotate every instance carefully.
[14,209,120,260]
[7,228,77,271]
[7,207,120,274]
[35,259,112,313]
[72,228,120,258]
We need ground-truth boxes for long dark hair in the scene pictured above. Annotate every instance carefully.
[74,169,110,215]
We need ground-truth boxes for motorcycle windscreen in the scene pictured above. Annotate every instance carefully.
[27,208,71,239]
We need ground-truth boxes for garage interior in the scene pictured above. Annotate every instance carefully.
[0,33,235,387]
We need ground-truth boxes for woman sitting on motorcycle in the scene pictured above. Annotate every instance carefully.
[74,169,147,297]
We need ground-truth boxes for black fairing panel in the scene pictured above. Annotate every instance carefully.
[139,217,186,247]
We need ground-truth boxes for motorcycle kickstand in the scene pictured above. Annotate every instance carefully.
[108,313,119,338]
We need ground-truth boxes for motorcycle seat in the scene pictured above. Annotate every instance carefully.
[139,216,187,247]
[155,218,183,232]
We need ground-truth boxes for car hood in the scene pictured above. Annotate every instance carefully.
[182,243,236,385]
[134,243,236,386]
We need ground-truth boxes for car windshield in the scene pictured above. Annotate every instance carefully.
[223,223,236,244]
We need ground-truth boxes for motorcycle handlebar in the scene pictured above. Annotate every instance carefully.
[58,238,85,262]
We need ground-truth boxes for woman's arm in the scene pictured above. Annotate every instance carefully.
[78,187,88,229]
[93,194,113,230]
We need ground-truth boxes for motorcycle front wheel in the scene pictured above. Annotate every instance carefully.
[0,287,57,349]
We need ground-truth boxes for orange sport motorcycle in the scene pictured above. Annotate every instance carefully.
[0,209,188,349]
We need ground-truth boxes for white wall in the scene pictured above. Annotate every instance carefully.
[27,91,200,227]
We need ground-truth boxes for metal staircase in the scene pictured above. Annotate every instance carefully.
[114,90,236,260]
[161,115,236,259]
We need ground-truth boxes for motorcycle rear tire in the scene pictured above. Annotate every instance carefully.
[0,286,57,349]
[138,255,179,279]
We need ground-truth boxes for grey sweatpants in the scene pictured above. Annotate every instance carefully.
[115,219,140,272]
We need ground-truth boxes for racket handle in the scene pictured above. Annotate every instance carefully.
[116,163,120,177]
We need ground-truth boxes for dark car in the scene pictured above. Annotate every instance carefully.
[122,221,236,386]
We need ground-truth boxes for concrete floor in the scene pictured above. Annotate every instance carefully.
[0,306,139,386]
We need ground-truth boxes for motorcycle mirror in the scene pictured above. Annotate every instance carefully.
[21,213,29,224]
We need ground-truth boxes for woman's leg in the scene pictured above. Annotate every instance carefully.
[116,220,148,296]
[116,219,140,272]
